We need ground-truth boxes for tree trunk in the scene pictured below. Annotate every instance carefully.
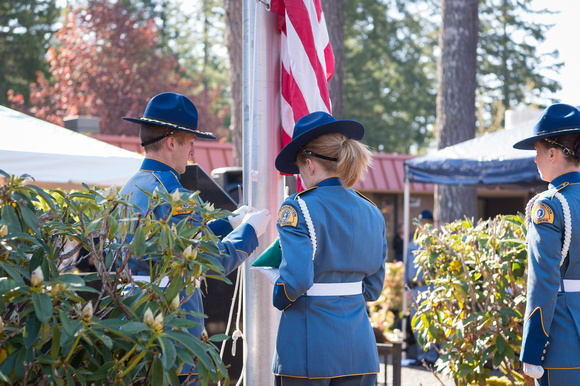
[435,0,479,225]
[224,0,243,166]
[321,0,344,119]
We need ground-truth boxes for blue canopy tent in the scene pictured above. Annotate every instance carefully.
[405,122,540,186]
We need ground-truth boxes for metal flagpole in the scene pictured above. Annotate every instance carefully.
[402,174,410,356]
[242,0,283,385]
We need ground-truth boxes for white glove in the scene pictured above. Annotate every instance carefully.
[242,209,271,238]
[250,267,280,285]
[523,362,544,379]
[228,205,254,229]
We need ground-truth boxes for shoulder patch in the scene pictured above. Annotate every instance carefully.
[278,205,298,227]
[532,202,554,224]
[172,200,196,216]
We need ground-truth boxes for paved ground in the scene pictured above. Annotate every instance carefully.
[378,363,453,386]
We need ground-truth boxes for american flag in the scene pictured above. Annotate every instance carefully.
[270,0,335,148]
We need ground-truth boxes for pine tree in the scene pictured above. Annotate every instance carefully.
[0,0,61,105]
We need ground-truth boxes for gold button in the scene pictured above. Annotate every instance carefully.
[543,350,546,354]
[541,356,545,360]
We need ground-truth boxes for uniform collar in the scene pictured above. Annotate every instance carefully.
[313,176,342,188]
[140,158,181,180]
[549,171,580,191]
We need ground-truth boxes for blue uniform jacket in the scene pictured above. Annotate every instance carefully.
[520,171,580,372]
[119,158,258,337]
[272,177,387,379]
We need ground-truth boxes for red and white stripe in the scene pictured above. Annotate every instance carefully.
[270,0,335,147]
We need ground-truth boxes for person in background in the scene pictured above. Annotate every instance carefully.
[120,92,271,383]
[271,111,387,386]
[513,103,580,385]
[393,222,404,262]
[404,209,439,367]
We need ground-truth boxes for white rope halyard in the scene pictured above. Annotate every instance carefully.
[525,192,572,266]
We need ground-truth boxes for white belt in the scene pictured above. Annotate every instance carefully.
[306,281,363,296]
[133,275,170,287]
[560,279,580,292]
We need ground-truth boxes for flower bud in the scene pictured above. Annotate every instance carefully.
[30,266,44,287]
[171,295,180,309]
[0,316,4,334]
[205,203,214,212]
[105,186,117,201]
[183,245,197,260]
[200,328,209,343]
[153,313,163,332]
[0,224,8,237]
[172,190,181,202]
[144,308,154,327]
[81,302,93,322]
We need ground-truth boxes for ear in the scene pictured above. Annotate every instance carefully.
[305,158,315,175]
[165,135,176,150]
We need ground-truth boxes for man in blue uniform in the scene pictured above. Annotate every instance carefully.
[120,92,271,382]
[513,103,580,385]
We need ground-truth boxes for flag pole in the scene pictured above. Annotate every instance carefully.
[242,1,282,385]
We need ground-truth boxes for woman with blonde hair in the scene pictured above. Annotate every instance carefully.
[271,111,387,386]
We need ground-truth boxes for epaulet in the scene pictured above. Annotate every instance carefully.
[354,189,377,207]
[551,182,570,199]
[293,186,318,199]
[152,171,182,194]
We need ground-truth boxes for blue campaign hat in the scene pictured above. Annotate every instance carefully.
[275,111,365,174]
[418,209,433,221]
[123,92,216,139]
[513,103,580,150]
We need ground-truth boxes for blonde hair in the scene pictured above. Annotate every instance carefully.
[296,132,372,188]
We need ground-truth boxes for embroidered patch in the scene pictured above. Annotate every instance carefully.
[532,202,554,224]
[173,203,195,216]
[278,205,298,227]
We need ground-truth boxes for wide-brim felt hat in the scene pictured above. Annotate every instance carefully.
[275,111,364,174]
[123,92,216,139]
[513,103,580,150]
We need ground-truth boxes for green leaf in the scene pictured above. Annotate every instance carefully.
[17,202,39,235]
[158,336,177,370]
[54,273,86,286]
[131,225,147,257]
[31,291,53,323]
[151,356,163,385]
[51,318,61,360]
[208,334,229,343]
[120,322,150,334]
[24,312,41,348]
[1,204,21,233]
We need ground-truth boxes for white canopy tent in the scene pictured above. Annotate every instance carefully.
[0,105,144,188]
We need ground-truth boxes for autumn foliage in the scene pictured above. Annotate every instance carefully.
[9,0,226,137]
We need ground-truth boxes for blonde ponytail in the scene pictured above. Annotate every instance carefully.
[296,133,372,188]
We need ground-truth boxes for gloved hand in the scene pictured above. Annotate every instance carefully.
[242,209,271,238]
[228,205,254,229]
[523,362,544,379]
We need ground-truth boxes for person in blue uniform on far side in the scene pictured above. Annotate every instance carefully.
[119,92,271,384]
[404,209,439,367]
[513,103,580,385]
[271,111,387,386]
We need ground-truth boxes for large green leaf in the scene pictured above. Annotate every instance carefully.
[31,291,53,323]
[158,335,177,370]
[24,313,41,348]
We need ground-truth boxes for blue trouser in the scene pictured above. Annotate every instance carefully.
[276,374,376,386]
